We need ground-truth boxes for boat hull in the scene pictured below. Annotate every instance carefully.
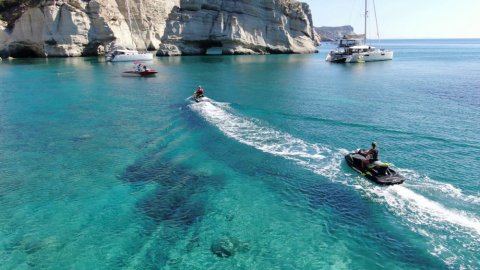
[357,50,393,62]
[326,50,393,63]
[107,52,154,62]
[326,54,347,63]
[122,70,158,77]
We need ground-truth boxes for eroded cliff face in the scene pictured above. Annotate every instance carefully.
[158,0,318,56]
[0,20,8,55]
[1,0,178,57]
[0,0,317,57]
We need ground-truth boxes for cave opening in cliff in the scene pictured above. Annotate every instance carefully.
[8,45,44,58]
[201,41,223,55]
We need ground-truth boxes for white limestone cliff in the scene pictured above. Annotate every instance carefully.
[0,0,317,57]
[158,0,319,55]
[0,20,8,56]
[2,0,178,57]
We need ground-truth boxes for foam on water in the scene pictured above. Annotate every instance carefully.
[190,100,480,269]
[190,101,331,164]
[381,185,480,234]
[375,185,480,269]
[399,169,480,205]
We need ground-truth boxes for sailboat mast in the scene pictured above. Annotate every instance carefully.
[364,0,368,43]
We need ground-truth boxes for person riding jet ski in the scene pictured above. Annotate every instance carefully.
[194,86,204,99]
[361,142,379,170]
[344,142,405,185]
[191,86,206,102]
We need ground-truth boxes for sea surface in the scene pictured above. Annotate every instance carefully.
[0,39,479,269]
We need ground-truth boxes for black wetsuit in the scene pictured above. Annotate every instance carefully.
[369,149,378,162]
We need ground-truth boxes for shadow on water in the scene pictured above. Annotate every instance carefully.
[119,156,224,267]
[122,160,221,228]
[304,179,448,270]
[117,108,225,267]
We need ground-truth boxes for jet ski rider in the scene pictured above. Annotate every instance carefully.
[361,142,379,170]
[194,86,204,99]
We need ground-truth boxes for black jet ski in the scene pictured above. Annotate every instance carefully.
[345,150,405,185]
[191,94,210,103]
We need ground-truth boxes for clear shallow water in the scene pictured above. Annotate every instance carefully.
[0,39,479,269]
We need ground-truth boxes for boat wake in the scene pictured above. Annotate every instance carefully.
[399,169,480,205]
[189,100,480,269]
[189,100,333,164]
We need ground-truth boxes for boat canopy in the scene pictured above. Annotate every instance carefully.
[338,39,364,48]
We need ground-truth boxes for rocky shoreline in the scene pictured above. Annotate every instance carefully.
[0,0,319,58]
[314,25,355,42]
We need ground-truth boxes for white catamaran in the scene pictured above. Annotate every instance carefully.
[106,0,153,62]
[326,0,393,63]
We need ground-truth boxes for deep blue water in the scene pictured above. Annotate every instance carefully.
[0,39,479,269]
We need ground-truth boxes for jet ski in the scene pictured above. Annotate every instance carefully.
[345,149,405,185]
[191,95,210,103]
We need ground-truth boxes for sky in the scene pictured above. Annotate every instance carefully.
[302,0,480,39]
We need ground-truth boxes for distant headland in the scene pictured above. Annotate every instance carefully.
[314,25,355,42]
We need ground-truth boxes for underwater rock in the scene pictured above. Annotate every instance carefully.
[210,236,250,258]
[225,213,234,221]
[211,237,236,258]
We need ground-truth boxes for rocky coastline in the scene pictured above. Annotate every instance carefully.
[0,0,319,58]
[314,25,355,42]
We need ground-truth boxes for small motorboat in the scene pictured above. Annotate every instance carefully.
[122,69,158,77]
[345,149,405,185]
[122,61,157,77]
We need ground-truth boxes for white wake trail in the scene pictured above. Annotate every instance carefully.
[189,100,480,268]
[399,169,480,205]
[190,101,480,229]
[190,101,332,166]
[376,185,480,234]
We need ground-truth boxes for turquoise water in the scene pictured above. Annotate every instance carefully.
[0,39,479,269]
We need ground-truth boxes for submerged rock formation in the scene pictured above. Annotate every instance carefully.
[0,0,317,57]
[315,25,355,42]
[211,235,250,258]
